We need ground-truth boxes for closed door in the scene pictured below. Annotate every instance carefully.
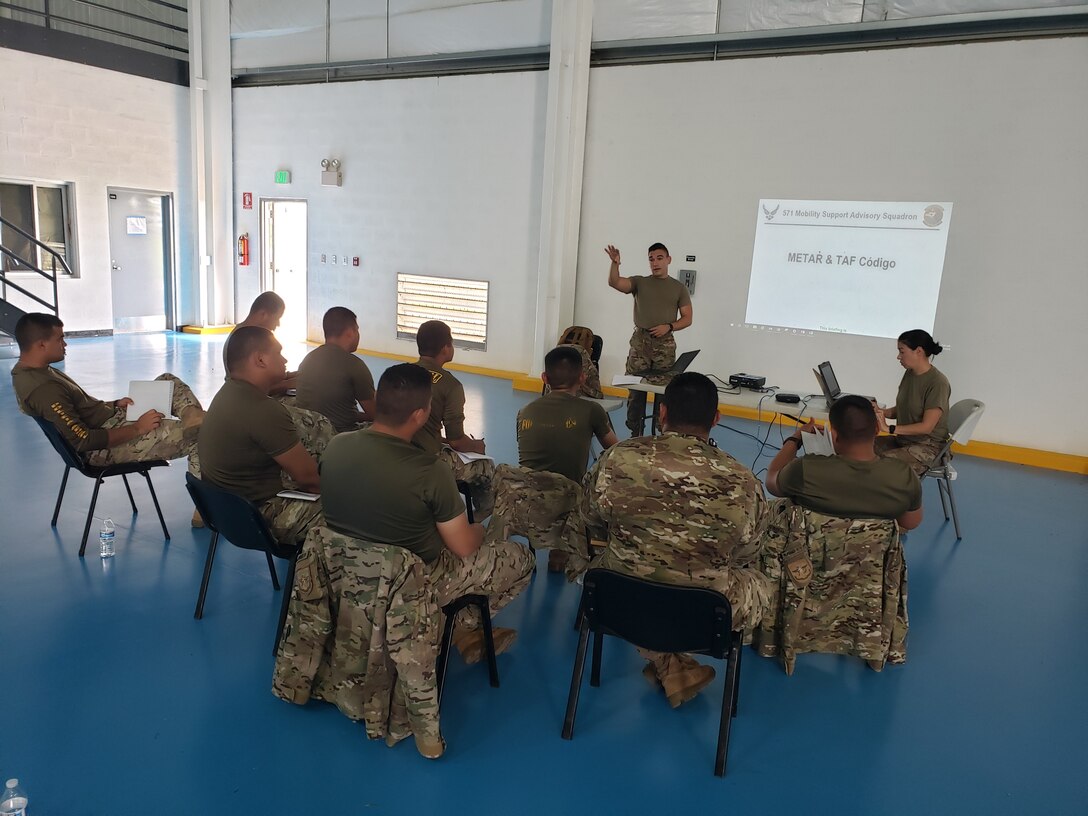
[261,199,307,343]
[107,189,173,332]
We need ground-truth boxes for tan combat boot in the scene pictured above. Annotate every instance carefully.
[451,626,518,664]
[659,654,716,708]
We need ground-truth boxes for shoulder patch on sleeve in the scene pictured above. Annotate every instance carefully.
[430,370,443,384]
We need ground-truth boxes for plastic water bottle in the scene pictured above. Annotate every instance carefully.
[0,779,28,816]
[99,517,116,559]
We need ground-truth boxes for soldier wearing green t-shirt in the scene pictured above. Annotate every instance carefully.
[606,242,693,436]
[515,346,619,572]
[411,320,494,516]
[296,306,376,433]
[11,312,206,526]
[199,326,325,548]
[873,329,952,476]
[321,364,533,679]
[766,395,924,530]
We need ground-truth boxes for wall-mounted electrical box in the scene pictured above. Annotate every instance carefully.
[679,269,697,296]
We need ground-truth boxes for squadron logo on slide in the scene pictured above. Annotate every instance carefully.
[923,204,944,227]
[762,203,779,221]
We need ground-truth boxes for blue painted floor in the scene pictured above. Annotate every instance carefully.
[1,332,1085,815]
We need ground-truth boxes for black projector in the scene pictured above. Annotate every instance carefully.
[729,373,767,389]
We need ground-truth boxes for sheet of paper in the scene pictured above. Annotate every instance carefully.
[801,427,835,456]
[126,380,174,421]
[452,450,494,463]
[276,490,320,502]
[611,375,644,386]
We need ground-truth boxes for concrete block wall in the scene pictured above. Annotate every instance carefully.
[0,48,193,333]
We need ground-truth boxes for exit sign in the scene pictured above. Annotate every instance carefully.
[274,170,291,184]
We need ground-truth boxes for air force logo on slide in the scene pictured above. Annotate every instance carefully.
[762,203,779,221]
[923,204,944,227]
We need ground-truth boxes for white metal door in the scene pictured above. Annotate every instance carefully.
[261,199,307,343]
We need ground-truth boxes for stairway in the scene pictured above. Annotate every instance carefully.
[1,213,65,357]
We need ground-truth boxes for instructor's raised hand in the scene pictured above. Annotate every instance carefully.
[604,244,621,265]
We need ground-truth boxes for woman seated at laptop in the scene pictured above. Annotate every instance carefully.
[873,329,951,476]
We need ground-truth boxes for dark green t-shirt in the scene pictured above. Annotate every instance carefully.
[199,379,299,504]
[320,429,464,564]
[894,365,951,444]
[629,275,691,329]
[295,343,375,433]
[11,363,116,452]
[412,357,466,455]
[777,454,922,519]
[517,392,612,483]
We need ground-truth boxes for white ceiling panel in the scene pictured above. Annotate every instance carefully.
[720,1,864,33]
[592,0,718,41]
[329,0,389,62]
[388,0,551,57]
[862,0,1087,19]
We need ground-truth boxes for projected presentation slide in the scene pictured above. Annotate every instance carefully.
[744,200,953,339]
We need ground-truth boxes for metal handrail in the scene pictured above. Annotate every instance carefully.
[0,213,63,315]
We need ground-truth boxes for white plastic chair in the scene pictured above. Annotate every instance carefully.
[923,399,985,539]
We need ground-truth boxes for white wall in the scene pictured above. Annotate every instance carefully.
[575,37,1088,455]
[232,71,548,372]
[0,49,194,332]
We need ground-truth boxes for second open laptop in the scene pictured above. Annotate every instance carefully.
[812,360,874,407]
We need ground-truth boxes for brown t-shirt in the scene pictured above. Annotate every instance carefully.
[517,392,612,483]
[777,454,922,519]
[320,429,464,564]
[629,275,691,329]
[199,379,299,504]
[11,363,116,452]
[412,356,466,455]
[894,365,951,444]
[295,344,375,433]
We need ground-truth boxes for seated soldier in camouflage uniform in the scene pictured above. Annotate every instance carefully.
[545,326,604,399]
[605,242,693,436]
[581,372,770,708]
[321,364,534,687]
[758,395,922,673]
[11,312,205,524]
[199,326,326,548]
[412,320,494,516]
[295,306,376,433]
[765,395,923,531]
[514,345,618,572]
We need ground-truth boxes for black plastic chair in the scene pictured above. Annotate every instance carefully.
[32,416,170,557]
[590,334,603,366]
[434,594,499,704]
[562,568,743,777]
[185,473,300,655]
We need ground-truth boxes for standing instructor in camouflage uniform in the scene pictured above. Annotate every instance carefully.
[606,242,693,436]
[581,372,769,708]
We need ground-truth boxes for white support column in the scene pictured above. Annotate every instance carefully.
[531,0,593,373]
[187,0,235,326]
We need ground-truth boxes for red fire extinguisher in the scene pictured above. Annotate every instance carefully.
[238,232,250,266]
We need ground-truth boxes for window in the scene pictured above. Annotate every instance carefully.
[396,273,489,351]
[0,181,75,276]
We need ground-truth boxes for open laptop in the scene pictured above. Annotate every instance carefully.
[812,360,873,408]
[668,349,700,374]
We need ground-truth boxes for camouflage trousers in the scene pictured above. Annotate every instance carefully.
[873,435,944,477]
[624,329,676,436]
[438,447,495,517]
[259,495,326,549]
[489,464,587,580]
[280,405,335,491]
[87,373,202,476]
[426,536,535,630]
[627,565,771,667]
